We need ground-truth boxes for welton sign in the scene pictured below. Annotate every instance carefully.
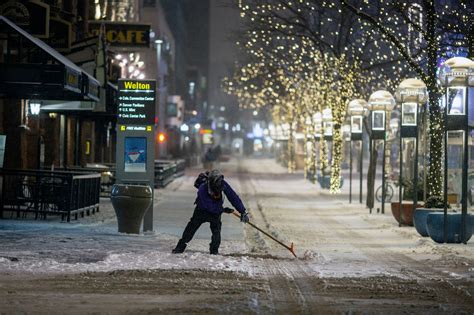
[89,21,150,47]
[117,79,155,126]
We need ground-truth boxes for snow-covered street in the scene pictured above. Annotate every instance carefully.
[1,158,473,314]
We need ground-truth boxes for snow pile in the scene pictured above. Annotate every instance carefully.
[301,250,322,261]
[0,250,265,276]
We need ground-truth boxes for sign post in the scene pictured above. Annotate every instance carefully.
[115,79,156,232]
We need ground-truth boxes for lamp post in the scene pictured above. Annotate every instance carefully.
[395,78,428,227]
[368,90,396,214]
[438,57,474,243]
[348,99,367,204]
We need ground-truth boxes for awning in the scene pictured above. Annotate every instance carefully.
[40,82,118,116]
[40,100,95,112]
[0,16,100,102]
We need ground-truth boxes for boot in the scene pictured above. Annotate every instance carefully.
[209,245,219,255]
[172,242,186,254]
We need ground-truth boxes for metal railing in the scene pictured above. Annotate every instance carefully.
[154,160,176,188]
[62,165,115,197]
[0,169,101,222]
[174,159,186,177]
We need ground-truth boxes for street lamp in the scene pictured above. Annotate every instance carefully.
[438,56,474,243]
[395,78,428,227]
[348,99,367,204]
[368,90,396,214]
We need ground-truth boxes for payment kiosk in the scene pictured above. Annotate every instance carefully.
[115,79,156,232]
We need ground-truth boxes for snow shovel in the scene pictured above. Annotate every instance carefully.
[232,212,297,258]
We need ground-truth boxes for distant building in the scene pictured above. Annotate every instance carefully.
[208,0,243,148]
[161,0,210,159]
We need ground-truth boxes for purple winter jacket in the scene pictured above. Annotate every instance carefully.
[195,180,246,215]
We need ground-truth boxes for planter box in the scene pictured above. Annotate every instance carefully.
[390,202,422,226]
[447,193,458,204]
[426,213,472,243]
[413,208,444,237]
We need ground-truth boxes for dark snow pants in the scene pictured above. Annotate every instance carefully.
[175,207,222,254]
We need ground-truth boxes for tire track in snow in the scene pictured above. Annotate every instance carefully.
[236,159,474,310]
[236,161,331,313]
[317,213,474,305]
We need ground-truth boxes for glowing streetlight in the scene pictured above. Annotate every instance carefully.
[368,90,395,214]
[437,57,474,243]
[395,78,427,227]
[347,99,368,204]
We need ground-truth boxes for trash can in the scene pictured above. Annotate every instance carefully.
[110,184,153,234]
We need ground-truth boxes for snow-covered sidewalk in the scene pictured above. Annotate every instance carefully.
[0,157,473,282]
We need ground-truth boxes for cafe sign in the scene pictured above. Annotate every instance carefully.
[89,21,150,47]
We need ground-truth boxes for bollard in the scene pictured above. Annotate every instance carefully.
[110,184,152,234]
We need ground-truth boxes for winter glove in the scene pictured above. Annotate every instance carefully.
[223,207,234,214]
[240,211,250,223]
[194,171,209,189]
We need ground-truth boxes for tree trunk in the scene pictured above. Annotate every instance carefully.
[288,122,296,173]
[469,12,473,59]
[366,142,378,209]
[310,135,318,183]
[303,125,309,179]
[330,123,343,193]
[320,125,329,174]
[425,1,443,197]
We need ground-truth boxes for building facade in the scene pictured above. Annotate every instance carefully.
[0,0,177,171]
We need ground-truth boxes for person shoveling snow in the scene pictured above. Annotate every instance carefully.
[172,169,250,255]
